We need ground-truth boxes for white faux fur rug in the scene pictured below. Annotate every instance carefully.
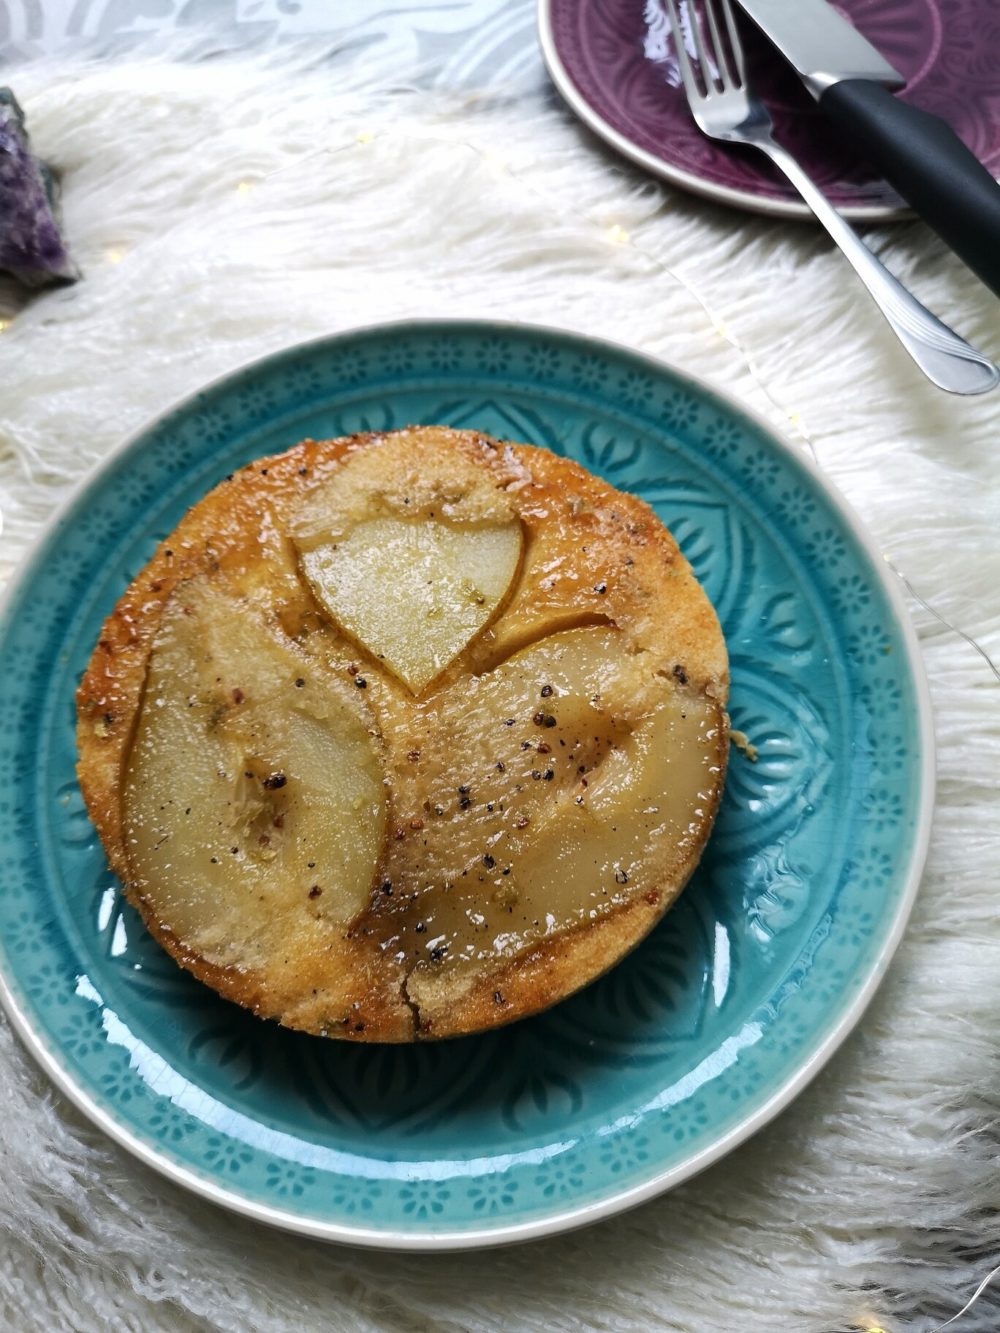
[2,39,1000,1333]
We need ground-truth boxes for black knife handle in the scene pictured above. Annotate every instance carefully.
[819,79,1000,299]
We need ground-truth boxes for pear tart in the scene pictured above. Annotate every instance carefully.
[76,427,729,1041]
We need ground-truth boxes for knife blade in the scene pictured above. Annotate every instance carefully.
[735,0,903,97]
[734,0,1000,300]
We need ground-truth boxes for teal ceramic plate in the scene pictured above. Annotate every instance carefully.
[0,321,932,1249]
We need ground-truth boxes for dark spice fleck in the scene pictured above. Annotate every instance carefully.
[415,922,427,934]
[308,885,322,898]
[531,770,541,780]
[436,804,446,815]
[307,861,316,868]
[515,815,529,829]
[482,854,496,869]
[380,880,393,896]
[594,582,607,594]
[536,742,551,755]
[298,466,309,476]
[493,990,505,1005]
[347,663,358,675]
[540,684,554,698]
[543,714,557,728]
[503,718,515,727]
[542,769,554,781]
[495,761,505,772]
[459,797,471,810]
[458,784,470,795]
[410,818,424,830]
[532,712,545,726]
[672,663,688,685]
[231,688,244,704]
[295,677,305,688]
[407,749,421,762]
[430,946,447,962]
[262,772,287,790]
[614,869,629,884]
[354,677,367,688]
[502,867,511,876]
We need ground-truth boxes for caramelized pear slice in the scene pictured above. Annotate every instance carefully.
[300,517,522,694]
[123,580,386,973]
[383,625,725,968]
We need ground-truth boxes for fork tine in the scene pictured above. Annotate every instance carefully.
[720,0,747,84]
[664,0,705,103]
[682,0,714,89]
[703,0,735,90]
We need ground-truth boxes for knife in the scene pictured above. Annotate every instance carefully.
[734,0,1000,299]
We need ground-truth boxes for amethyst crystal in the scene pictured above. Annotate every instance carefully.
[0,88,76,287]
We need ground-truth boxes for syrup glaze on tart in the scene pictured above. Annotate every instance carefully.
[76,427,729,1041]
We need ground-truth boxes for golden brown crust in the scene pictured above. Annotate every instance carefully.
[76,427,729,1042]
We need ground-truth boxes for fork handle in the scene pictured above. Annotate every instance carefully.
[757,138,999,396]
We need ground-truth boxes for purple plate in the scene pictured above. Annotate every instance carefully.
[539,0,1000,221]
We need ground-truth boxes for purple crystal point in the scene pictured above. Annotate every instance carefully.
[0,88,76,287]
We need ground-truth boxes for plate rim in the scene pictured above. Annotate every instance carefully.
[0,317,935,1251]
[536,0,912,224]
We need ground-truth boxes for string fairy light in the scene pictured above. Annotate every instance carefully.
[927,1257,1000,1330]
[456,133,822,464]
[2,124,997,686]
[449,131,998,684]
[885,555,1000,684]
[0,110,995,1333]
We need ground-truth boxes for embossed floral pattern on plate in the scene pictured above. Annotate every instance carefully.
[541,0,1000,220]
[0,321,930,1247]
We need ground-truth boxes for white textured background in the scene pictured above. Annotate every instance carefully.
[1,30,999,1333]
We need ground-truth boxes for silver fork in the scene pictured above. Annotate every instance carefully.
[663,0,999,395]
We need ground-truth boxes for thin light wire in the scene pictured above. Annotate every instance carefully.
[458,136,820,464]
[453,133,998,686]
[927,1258,1000,1330]
[887,557,1000,684]
[3,126,997,687]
